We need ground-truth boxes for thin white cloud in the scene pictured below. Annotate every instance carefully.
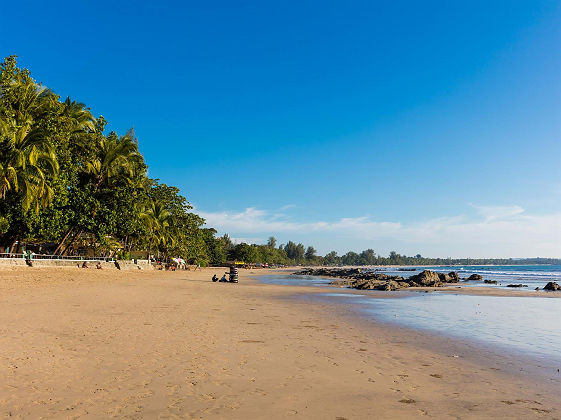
[197,205,561,257]
[470,204,525,221]
[278,204,297,211]
[229,236,262,245]
[197,207,329,233]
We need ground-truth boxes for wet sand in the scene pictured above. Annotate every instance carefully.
[1,266,560,418]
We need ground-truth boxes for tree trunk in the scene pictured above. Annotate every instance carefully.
[54,227,74,255]
[9,238,18,256]
[61,230,82,256]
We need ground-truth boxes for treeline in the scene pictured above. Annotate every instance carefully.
[204,240,561,267]
[0,56,215,262]
[204,237,321,266]
[317,250,561,266]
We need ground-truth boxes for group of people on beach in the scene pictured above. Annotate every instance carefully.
[212,274,228,282]
[81,261,103,269]
[211,266,239,283]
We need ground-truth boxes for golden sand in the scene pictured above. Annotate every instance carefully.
[0,267,559,418]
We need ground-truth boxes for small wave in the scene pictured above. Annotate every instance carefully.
[428,268,561,278]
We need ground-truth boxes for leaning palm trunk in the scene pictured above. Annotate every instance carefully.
[53,227,74,255]
[61,230,82,256]
[8,238,18,256]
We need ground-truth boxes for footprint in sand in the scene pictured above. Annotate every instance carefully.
[240,340,264,343]
[531,408,551,413]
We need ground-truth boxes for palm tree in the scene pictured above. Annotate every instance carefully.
[60,97,96,134]
[85,132,144,191]
[0,116,58,211]
[141,198,173,259]
[53,132,144,255]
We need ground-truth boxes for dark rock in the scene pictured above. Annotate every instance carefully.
[381,280,402,291]
[484,280,498,284]
[506,284,527,288]
[439,272,460,283]
[408,270,442,286]
[467,274,483,281]
[544,282,560,291]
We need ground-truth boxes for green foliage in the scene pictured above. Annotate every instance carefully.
[0,216,8,233]
[323,251,339,265]
[0,56,212,261]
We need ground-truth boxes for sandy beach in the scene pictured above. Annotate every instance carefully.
[1,267,560,419]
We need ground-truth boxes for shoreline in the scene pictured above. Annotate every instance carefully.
[1,267,560,418]
[252,272,561,377]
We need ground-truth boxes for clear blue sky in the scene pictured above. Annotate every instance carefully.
[4,1,561,257]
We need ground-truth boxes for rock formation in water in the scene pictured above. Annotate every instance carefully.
[544,281,560,291]
[294,268,460,291]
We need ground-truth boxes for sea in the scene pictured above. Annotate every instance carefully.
[258,265,561,364]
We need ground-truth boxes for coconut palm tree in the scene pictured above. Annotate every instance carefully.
[0,116,58,211]
[141,198,173,259]
[85,132,144,191]
[53,132,144,255]
[60,97,96,133]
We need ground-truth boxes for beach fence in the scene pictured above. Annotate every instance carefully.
[0,253,109,261]
[0,253,153,270]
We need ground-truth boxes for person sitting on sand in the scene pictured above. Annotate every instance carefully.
[212,274,218,282]
[219,274,227,282]
[96,262,102,269]
[82,261,89,268]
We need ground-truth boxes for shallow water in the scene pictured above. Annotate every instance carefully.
[259,274,332,287]
[258,273,561,363]
[358,292,561,361]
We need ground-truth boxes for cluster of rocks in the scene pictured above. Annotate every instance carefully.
[295,268,561,292]
[544,282,560,291]
[294,268,460,291]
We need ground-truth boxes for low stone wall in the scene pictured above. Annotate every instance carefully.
[0,258,28,267]
[115,259,154,270]
[134,259,154,270]
[0,258,154,270]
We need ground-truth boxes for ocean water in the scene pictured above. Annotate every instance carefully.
[371,264,561,289]
[258,266,561,363]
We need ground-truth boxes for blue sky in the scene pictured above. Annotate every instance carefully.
[3,1,561,257]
